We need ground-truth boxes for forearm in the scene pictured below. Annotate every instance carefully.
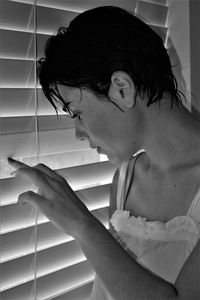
[75,215,178,300]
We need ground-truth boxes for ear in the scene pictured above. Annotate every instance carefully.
[108,71,136,110]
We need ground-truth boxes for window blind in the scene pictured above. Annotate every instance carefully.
[0,0,168,299]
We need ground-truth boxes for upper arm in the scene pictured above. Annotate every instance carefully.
[175,239,200,299]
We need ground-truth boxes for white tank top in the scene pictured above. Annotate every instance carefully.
[90,152,200,299]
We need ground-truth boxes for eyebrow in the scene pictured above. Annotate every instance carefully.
[53,86,82,109]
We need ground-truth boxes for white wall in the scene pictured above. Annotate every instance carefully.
[190,0,200,118]
[167,0,191,111]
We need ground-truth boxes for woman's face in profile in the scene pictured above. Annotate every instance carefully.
[57,84,140,165]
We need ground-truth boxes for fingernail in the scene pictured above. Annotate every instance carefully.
[8,157,15,162]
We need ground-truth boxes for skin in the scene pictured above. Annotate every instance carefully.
[8,71,200,299]
[56,75,142,166]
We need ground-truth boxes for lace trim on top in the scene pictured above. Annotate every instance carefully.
[110,151,200,243]
[110,209,200,242]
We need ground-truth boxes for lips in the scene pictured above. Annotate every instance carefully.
[88,140,96,148]
[97,147,101,153]
[89,144,97,149]
[89,142,102,154]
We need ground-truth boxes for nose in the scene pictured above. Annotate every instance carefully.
[76,128,87,140]
[75,120,88,141]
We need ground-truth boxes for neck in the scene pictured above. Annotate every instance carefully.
[139,96,200,173]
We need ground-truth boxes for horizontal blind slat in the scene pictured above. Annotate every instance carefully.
[52,282,93,300]
[1,206,109,264]
[1,184,110,235]
[0,1,78,34]
[1,240,85,291]
[1,150,105,181]
[0,29,34,60]
[1,128,90,159]
[141,0,167,5]
[0,88,57,117]
[52,161,115,190]
[1,224,73,264]
[1,161,115,205]
[1,207,108,291]
[136,0,168,26]
[8,0,137,13]
[0,29,49,60]
[1,261,95,300]
[0,59,34,88]
[0,0,34,32]
[1,116,74,135]
[39,260,95,300]
[36,6,78,35]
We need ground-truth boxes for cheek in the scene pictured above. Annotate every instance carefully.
[88,121,106,138]
[83,100,116,140]
[83,111,104,135]
[92,116,113,138]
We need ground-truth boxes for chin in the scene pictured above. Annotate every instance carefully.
[107,154,123,167]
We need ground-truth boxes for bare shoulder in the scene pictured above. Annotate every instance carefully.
[175,239,200,299]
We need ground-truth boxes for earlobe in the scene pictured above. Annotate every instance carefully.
[109,71,135,110]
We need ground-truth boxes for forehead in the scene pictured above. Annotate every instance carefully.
[57,84,82,107]
[57,84,112,115]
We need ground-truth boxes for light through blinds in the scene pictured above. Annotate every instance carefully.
[0,0,168,299]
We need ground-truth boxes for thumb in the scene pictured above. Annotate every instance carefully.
[18,191,46,209]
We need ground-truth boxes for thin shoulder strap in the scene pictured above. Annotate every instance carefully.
[116,150,146,210]
[116,160,129,209]
[187,186,200,223]
[123,151,144,210]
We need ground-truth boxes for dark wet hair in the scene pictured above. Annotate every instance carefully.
[38,6,183,112]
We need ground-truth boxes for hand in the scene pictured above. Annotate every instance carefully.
[8,157,92,238]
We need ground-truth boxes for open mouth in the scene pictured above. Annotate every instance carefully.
[97,147,101,153]
[89,143,103,154]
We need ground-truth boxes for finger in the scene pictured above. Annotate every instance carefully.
[8,157,29,170]
[34,163,65,183]
[16,166,52,195]
[8,158,59,187]
[15,166,67,200]
[33,164,69,194]
[18,191,47,213]
[8,158,65,184]
[18,191,58,226]
[8,158,70,198]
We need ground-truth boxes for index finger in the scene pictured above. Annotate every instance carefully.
[8,157,29,170]
[13,166,52,197]
[8,157,53,195]
[8,158,64,183]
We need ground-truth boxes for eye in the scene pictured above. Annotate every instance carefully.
[62,106,71,117]
[62,104,73,116]
[62,105,81,119]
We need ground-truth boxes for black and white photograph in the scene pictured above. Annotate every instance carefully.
[0,0,200,299]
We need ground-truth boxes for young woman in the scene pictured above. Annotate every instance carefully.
[8,6,200,300]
